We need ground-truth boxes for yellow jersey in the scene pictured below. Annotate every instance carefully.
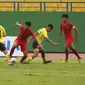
[0,25,6,44]
[36,28,48,44]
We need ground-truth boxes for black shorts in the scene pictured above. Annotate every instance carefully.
[0,43,6,51]
[33,41,39,49]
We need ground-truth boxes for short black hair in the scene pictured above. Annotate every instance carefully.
[48,24,53,29]
[62,14,68,18]
[25,21,31,26]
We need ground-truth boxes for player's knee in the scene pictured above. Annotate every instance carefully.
[23,51,28,56]
[64,45,68,49]
[3,50,8,55]
[34,53,38,57]
[12,46,16,49]
[41,50,45,54]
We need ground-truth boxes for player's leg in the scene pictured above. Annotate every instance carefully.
[3,50,10,63]
[10,41,18,57]
[40,49,46,62]
[20,43,28,63]
[20,50,28,63]
[24,41,39,63]
[69,44,81,62]
[64,39,70,63]
[25,48,39,63]
[64,45,69,63]
[0,43,10,63]
[40,49,52,64]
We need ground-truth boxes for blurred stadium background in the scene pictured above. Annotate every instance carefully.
[0,0,85,55]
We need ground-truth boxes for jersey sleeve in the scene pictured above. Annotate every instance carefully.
[1,26,6,36]
[70,23,76,29]
[43,32,48,38]
[71,24,76,30]
[19,25,25,32]
[19,24,23,28]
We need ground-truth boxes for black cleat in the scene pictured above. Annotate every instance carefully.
[43,60,52,64]
[20,61,29,64]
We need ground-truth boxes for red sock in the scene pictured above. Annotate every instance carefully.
[10,48,15,58]
[65,49,69,60]
[72,48,80,59]
[20,56,27,62]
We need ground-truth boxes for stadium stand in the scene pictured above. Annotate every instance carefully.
[0,3,14,11]
[62,0,85,2]
[0,0,85,11]
[19,2,40,11]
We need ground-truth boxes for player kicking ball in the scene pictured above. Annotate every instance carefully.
[0,25,11,64]
[58,14,81,63]
[9,21,43,64]
[24,24,58,64]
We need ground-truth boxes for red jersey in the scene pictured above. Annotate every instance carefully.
[60,22,74,40]
[16,25,35,43]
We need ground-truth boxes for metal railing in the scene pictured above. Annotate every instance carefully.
[0,2,85,11]
[70,2,85,11]
[0,2,16,11]
[17,2,42,11]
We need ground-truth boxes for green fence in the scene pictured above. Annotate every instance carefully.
[0,12,85,52]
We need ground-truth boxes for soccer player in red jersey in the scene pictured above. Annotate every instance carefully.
[58,14,81,63]
[9,21,42,63]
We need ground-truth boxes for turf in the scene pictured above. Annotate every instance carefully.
[0,57,85,85]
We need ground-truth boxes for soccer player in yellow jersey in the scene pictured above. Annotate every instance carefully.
[0,25,10,63]
[25,24,58,64]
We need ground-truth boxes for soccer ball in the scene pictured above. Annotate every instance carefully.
[10,58,17,63]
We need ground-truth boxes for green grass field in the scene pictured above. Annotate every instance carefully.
[0,57,85,85]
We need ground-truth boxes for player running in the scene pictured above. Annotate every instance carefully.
[58,14,81,63]
[24,24,58,64]
[0,25,10,64]
[9,21,42,63]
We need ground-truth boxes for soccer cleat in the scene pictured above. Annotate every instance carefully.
[78,57,82,64]
[20,61,29,64]
[43,60,52,64]
[63,59,68,64]
[8,62,14,65]
[25,56,33,63]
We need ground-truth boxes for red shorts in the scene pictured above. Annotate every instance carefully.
[65,38,73,47]
[15,39,28,52]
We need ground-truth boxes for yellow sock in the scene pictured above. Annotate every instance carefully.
[26,56,33,62]
[5,54,10,62]
[44,56,46,62]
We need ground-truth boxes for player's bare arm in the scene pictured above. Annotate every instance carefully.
[16,22,21,26]
[28,32,38,42]
[73,27,78,42]
[45,37,58,46]
[58,26,62,42]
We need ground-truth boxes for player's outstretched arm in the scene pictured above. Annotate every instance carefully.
[58,25,62,42]
[45,37,58,46]
[2,26,7,37]
[73,27,78,42]
[16,22,21,26]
